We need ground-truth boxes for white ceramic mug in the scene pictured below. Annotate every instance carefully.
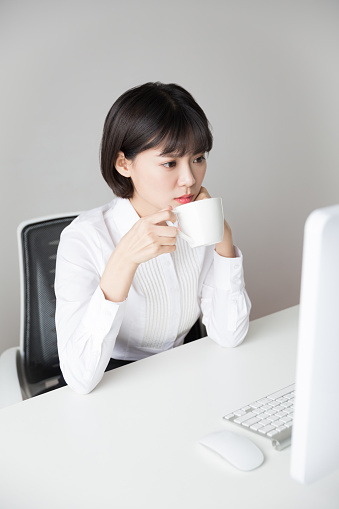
[172,197,224,248]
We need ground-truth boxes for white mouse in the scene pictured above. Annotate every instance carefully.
[199,430,264,471]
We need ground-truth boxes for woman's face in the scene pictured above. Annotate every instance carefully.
[125,146,207,217]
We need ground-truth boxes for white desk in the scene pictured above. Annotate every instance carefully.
[0,306,338,509]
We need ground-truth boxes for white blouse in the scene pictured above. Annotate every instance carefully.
[55,196,251,394]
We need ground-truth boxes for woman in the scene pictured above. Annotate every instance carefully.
[55,82,251,394]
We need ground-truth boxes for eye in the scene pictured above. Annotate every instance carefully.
[193,155,206,164]
[163,160,176,168]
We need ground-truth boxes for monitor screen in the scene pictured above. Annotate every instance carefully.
[290,204,339,484]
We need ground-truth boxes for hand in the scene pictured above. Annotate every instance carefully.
[116,207,178,267]
[195,187,236,258]
[194,186,211,201]
[100,207,178,302]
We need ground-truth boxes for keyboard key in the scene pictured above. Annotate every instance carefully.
[277,426,287,431]
[267,401,280,407]
[274,405,286,412]
[242,417,260,427]
[233,409,247,416]
[258,424,276,434]
[265,409,278,416]
[256,418,270,427]
[234,411,256,424]
[275,411,287,418]
[224,413,235,420]
[267,429,281,438]
[250,423,264,431]
[274,419,286,427]
[258,398,271,404]
[252,408,265,415]
[250,402,263,409]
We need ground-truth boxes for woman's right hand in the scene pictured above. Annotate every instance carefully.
[116,207,178,267]
[100,207,177,302]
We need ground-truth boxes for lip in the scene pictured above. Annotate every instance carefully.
[175,194,194,205]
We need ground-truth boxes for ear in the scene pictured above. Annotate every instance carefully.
[115,151,132,178]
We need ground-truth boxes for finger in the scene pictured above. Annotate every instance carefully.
[146,209,177,225]
[153,225,178,237]
[158,236,177,246]
[156,243,177,254]
[142,236,176,259]
[195,186,211,201]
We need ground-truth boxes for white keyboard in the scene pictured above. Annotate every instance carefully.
[223,384,295,450]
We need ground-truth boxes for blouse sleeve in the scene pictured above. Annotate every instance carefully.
[55,222,126,394]
[200,246,251,347]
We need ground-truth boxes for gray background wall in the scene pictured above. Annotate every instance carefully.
[1,0,338,355]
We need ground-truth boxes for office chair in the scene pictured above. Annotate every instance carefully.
[0,214,78,408]
[184,319,206,344]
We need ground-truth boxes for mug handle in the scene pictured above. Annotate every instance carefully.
[177,229,194,246]
[168,215,195,248]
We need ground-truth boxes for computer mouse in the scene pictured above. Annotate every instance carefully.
[199,430,264,471]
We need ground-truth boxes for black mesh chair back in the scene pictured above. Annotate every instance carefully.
[21,216,77,387]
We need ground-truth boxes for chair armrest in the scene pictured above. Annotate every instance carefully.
[0,347,24,409]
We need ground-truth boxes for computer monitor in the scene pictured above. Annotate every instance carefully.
[290,204,339,484]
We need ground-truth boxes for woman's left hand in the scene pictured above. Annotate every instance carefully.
[194,186,211,201]
[195,186,236,258]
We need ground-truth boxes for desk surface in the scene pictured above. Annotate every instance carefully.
[1,306,338,509]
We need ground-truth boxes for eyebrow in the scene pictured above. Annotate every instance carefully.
[156,150,205,158]
[156,152,178,158]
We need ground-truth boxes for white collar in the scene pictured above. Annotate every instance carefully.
[110,197,141,238]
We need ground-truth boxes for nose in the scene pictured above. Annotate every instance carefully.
[177,162,195,188]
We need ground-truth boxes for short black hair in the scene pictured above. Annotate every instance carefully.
[100,82,213,198]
